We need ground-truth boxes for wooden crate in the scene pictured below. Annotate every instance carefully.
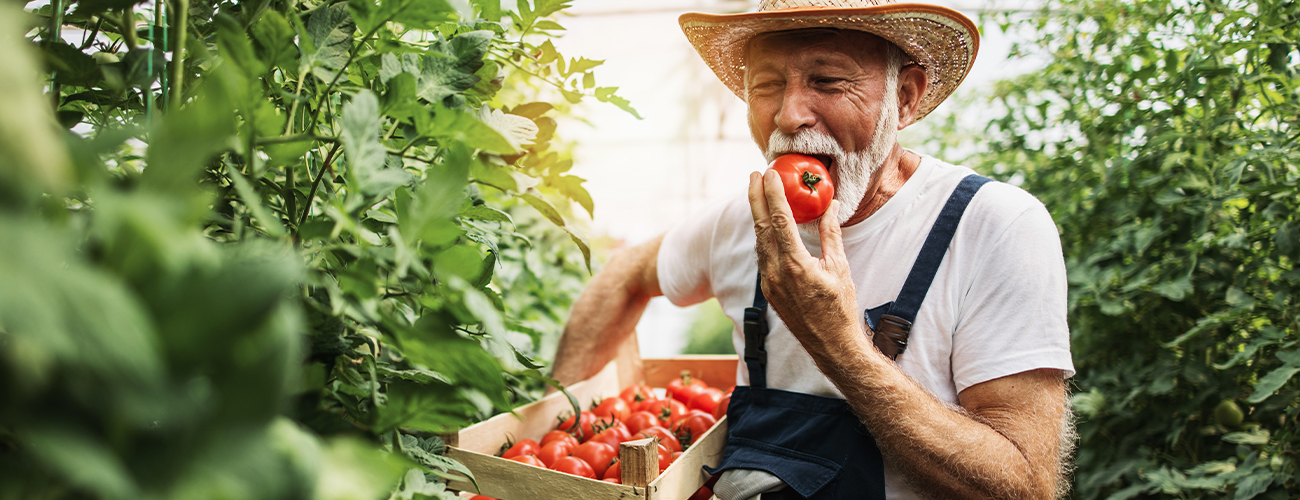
[445,336,738,500]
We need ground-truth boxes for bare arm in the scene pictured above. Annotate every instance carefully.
[550,235,664,386]
[748,170,1069,499]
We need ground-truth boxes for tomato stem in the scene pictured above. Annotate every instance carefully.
[801,171,822,193]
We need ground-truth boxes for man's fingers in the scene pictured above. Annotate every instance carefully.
[748,171,769,229]
[818,200,848,266]
[763,170,809,257]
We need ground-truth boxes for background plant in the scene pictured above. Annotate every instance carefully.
[1,0,635,498]
[930,0,1300,497]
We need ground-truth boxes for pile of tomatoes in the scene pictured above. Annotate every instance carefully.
[486,372,731,498]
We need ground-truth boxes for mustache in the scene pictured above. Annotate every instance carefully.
[763,130,846,169]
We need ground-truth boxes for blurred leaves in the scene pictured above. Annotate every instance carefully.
[5,0,627,497]
[948,0,1300,497]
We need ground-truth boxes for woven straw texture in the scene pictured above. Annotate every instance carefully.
[680,1,979,121]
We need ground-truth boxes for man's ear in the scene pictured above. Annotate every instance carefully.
[896,65,929,129]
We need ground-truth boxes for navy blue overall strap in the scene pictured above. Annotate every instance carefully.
[890,174,992,321]
[866,174,992,359]
[743,272,769,389]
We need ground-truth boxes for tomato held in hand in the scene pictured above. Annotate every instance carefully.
[551,456,597,479]
[768,153,834,224]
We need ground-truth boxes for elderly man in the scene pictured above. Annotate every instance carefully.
[551,1,1075,499]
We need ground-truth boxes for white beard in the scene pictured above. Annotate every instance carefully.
[763,77,900,229]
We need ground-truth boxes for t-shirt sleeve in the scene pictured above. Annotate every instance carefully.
[951,199,1075,394]
[657,201,724,307]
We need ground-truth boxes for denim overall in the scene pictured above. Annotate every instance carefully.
[704,174,992,499]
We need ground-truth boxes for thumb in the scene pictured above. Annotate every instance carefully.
[818,200,847,264]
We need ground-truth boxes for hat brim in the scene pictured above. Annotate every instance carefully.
[680,4,979,121]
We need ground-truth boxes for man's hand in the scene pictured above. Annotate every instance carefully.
[747,170,862,354]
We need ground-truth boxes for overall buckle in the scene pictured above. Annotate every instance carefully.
[872,314,911,360]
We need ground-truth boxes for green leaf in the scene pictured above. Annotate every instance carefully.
[341,91,411,196]
[566,57,602,76]
[316,437,408,500]
[24,427,138,498]
[1151,275,1193,301]
[224,161,287,236]
[305,2,356,83]
[565,227,592,273]
[551,175,593,218]
[521,188,564,227]
[459,205,512,224]
[511,102,553,119]
[1246,363,1300,404]
[594,86,643,119]
[1223,428,1271,446]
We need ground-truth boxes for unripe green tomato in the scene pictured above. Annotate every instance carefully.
[93,52,120,64]
[1214,399,1244,429]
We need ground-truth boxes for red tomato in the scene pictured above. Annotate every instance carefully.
[537,440,574,468]
[624,411,661,436]
[557,411,598,442]
[551,456,597,479]
[657,443,673,472]
[604,460,622,481]
[768,153,835,224]
[619,385,655,407]
[469,496,498,500]
[673,411,718,447]
[507,454,544,467]
[603,477,621,484]
[644,398,688,425]
[500,439,540,459]
[713,392,731,421]
[688,387,724,415]
[635,426,681,453]
[572,441,617,478]
[689,485,713,500]
[589,426,626,448]
[667,372,709,403]
[540,429,579,449]
[592,396,632,422]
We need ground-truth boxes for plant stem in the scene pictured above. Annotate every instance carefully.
[118,6,139,49]
[298,144,339,229]
[306,21,391,133]
[47,0,65,110]
[283,76,306,135]
[169,0,189,108]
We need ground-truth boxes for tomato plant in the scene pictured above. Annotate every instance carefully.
[767,154,834,224]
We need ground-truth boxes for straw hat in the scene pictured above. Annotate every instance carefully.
[680,0,979,121]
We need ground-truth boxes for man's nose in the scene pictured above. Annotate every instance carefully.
[774,86,817,134]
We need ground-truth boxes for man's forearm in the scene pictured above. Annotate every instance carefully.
[801,329,1067,499]
[550,235,663,385]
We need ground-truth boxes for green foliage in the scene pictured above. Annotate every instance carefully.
[682,299,737,355]
[951,0,1300,497]
[2,0,633,498]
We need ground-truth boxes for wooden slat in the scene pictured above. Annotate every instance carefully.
[619,438,659,488]
[642,356,738,389]
[446,447,642,500]
[646,416,728,500]
[456,360,622,454]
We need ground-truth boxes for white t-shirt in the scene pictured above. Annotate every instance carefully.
[657,155,1074,499]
